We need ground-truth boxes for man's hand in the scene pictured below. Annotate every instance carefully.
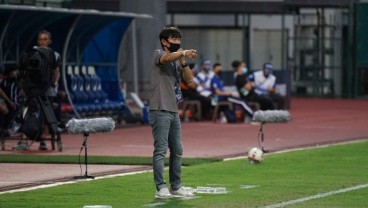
[245,82,253,91]
[179,49,197,60]
[184,49,197,59]
[268,88,276,94]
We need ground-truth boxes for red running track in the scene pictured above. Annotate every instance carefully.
[1,98,367,158]
[1,98,368,191]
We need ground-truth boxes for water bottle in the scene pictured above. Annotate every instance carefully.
[219,112,227,123]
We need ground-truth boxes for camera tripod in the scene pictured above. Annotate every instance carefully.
[0,96,62,151]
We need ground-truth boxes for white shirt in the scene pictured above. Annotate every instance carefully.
[194,70,215,97]
[249,70,276,95]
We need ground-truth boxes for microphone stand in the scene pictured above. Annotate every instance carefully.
[74,132,95,179]
[257,122,269,153]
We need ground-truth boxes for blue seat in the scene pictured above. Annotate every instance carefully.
[90,75,108,101]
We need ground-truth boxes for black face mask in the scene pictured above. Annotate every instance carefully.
[167,42,181,52]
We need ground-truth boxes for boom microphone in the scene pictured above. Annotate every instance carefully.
[252,110,291,123]
[66,117,115,134]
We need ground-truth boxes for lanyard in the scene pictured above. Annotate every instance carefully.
[172,62,180,85]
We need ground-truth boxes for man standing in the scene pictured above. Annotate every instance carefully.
[36,30,61,150]
[149,26,197,198]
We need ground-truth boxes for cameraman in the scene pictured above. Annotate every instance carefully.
[16,30,60,150]
[35,30,61,150]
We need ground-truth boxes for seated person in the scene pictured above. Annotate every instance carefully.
[0,93,10,136]
[211,63,254,116]
[180,63,212,120]
[0,68,22,127]
[233,60,274,110]
[0,68,26,149]
[194,59,215,98]
[248,63,284,110]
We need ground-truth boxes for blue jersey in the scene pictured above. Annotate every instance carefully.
[210,76,227,102]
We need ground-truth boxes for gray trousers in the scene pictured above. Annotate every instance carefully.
[148,110,183,191]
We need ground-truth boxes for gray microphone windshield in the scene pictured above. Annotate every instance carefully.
[252,110,291,123]
[66,117,115,134]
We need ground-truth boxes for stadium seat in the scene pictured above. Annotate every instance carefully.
[74,66,89,103]
[81,65,96,102]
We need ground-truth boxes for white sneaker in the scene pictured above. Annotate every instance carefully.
[171,187,195,198]
[12,140,29,150]
[155,187,174,199]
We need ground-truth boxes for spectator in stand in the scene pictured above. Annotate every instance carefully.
[233,60,274,110]
[248,63,285,109]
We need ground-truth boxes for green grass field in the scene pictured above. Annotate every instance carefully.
[1,140,367,208]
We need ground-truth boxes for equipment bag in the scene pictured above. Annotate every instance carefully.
[20,99,44,140]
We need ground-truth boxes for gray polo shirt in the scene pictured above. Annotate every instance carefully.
[149,49,182,113]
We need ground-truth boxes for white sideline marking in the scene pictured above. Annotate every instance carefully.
[0,169,152,195]
[144,202,167,207]
[240,185,259,189]
[263,184,368,208]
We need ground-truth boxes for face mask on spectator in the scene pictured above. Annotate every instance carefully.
[263,63,273,77]
[242,67,248,75]
[203,65,211,72]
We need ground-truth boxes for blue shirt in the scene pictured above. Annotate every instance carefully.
[210,75,227,102]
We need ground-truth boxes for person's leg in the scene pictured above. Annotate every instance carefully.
[0,107,7,131]
[149,110,171,191]
[52,96,63,128]
[168,112,183,191]
[269,93,285,110]
[250,94,275,110]
[37,97,52,150]
[189,94,212,120]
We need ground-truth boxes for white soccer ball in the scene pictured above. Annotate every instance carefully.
[247,147,264,163]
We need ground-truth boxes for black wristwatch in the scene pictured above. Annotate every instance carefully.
[181,63,188,68]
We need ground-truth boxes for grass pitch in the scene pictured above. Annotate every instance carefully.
[0,140,367,208]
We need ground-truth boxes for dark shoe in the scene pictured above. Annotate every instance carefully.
[39,141,47,150]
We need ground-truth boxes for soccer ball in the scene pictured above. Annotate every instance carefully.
[247,147,264,163]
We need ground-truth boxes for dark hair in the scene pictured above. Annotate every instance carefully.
[231,60,242,69]
[213,63,222,68]
[38,30,52,40]
[159,26,182,48]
